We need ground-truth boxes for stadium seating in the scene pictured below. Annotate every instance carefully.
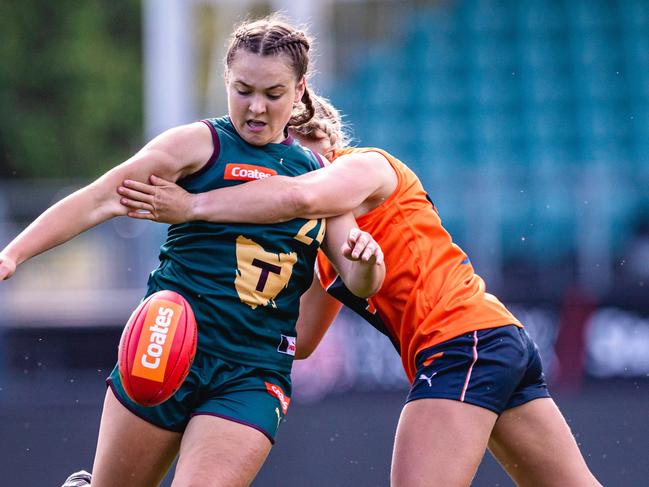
[332,0,648,276]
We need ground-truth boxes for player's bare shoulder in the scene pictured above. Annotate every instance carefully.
[337,150,398,207]
[146,122,215,178]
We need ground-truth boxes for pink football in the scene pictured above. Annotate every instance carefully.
[118,290,197,406]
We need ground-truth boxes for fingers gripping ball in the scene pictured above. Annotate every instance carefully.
[118,290,197,406]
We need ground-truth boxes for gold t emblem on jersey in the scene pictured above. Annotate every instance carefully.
[234,236,297,309]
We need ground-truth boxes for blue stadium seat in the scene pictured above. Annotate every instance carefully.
[576,101,632,141]
[422,71,468,109]
[524,105,578,144]
[419,35,465,73]
[569,0,620,30]
[520,33,570,67]
[466,34,518,71]
[524,72,573,105]
[467,69,521,108]
[462,0,516,34]
[518,0,569,34]
[571,32,624,70]
[620,0,649,29]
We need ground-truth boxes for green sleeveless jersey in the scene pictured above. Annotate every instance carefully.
[145,117,325,373]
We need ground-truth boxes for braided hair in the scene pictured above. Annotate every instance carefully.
[292,93,349,156]
[226,15,315,127]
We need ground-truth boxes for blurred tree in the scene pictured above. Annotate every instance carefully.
[0,0,142,179]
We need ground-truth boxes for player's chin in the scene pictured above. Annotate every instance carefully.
[244,134,274,146]
[241,124,284,146]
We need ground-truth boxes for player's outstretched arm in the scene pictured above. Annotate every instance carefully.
[321,213,384,299]
[0,123,212,280]
[119,151,395,224]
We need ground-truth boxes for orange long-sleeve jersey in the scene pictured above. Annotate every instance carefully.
[316,147,521,383]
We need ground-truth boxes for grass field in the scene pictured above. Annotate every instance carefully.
[1,365,648,486]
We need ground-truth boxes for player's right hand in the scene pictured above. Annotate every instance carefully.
[117,175,195,225]
[341,228,384,266]
[0,254,17,280]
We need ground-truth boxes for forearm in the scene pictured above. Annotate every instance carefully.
[2,184,121,266]
[122,152,388,225]
[323,214,385,298]
[339,259,385,298]
[191,175,338,223]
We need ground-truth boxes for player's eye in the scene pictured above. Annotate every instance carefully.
[267,93,282,100]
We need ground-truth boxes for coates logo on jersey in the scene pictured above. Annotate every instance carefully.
[277,334,296,356]
[265,382,291,414]
[224,163,277,181]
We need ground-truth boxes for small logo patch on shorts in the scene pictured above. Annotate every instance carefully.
[418,372,437,387]
[277,334,296,356]
[265,382,291,414]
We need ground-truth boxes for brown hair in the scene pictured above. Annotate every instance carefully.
[292,93,349,155]
[226,15,315,127]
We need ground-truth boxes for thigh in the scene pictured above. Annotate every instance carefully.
[391,398,497,487]
[91,388,182,487]
[172,414,272,487]
[489,398,601,487]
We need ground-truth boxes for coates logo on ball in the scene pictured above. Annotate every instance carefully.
[118,290,197,407]
[131,301,182,382]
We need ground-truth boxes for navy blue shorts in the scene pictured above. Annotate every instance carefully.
[407,325,550,414]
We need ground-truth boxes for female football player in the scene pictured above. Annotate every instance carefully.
[0,17,384,487]
[119,94,602,487]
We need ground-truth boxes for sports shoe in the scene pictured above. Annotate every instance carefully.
[61,470,92,487]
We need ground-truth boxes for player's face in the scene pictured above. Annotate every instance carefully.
[226,50,305,146]
[292,128,334,160]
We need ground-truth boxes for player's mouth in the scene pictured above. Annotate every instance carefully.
[246,120,267,132]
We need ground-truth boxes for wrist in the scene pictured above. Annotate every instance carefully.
[2,244,21,264]
[189,193,204,221]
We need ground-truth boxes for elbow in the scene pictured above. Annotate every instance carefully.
[89,185,127,222]
[351,286,379,300]
[349,265,385,299]
[106,200,128,219]
[348,282,379,299]
[285,183,320,220]
[100,191,129,220]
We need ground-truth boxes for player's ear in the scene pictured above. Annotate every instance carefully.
[294,77,306,103]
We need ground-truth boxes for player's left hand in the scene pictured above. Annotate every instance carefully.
[341,228,384,265]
